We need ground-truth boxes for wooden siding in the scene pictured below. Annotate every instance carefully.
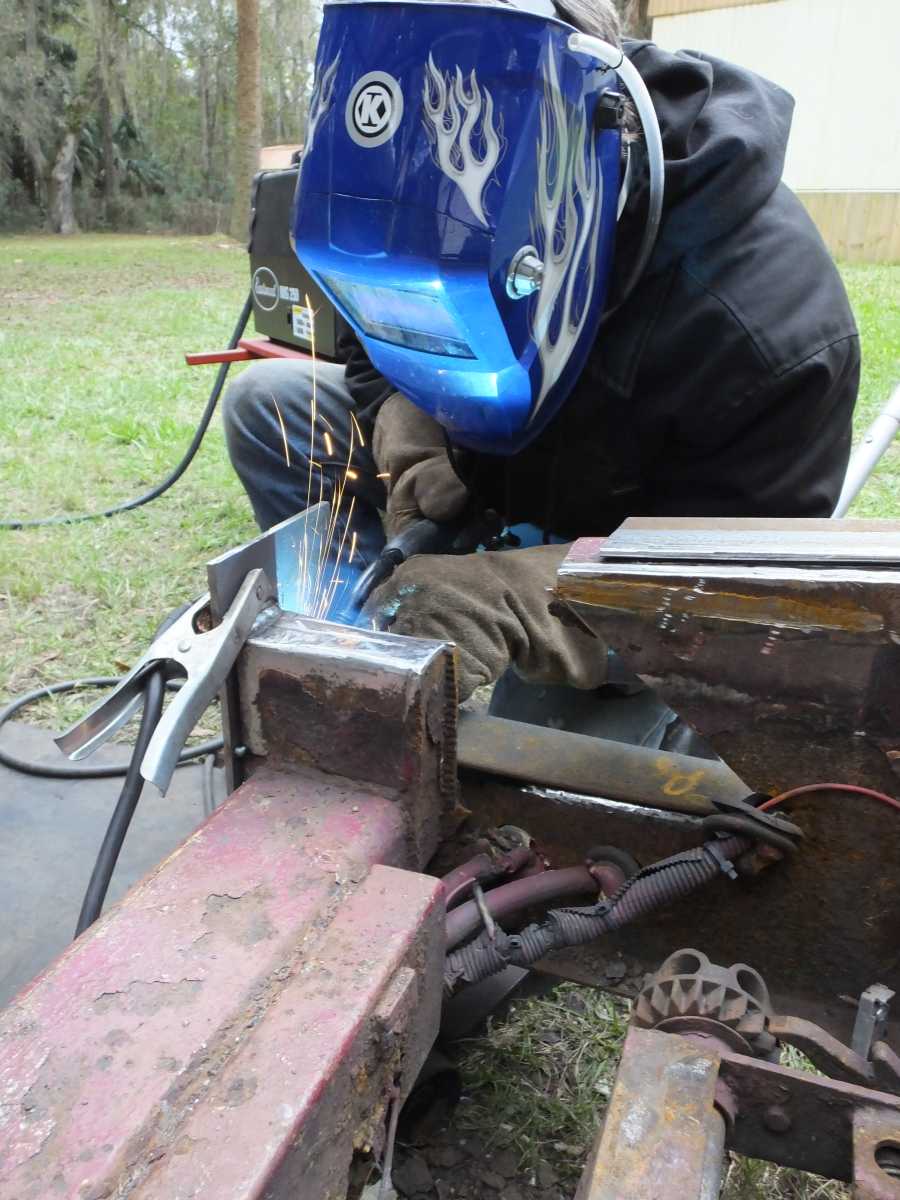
[648,0,778,16]
[799,192,900,264]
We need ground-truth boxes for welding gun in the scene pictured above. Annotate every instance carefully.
[346,510,506,617]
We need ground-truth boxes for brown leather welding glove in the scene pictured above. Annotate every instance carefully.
[364,543,608,701]
[373,392,469,539]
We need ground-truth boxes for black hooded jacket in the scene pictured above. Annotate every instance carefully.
[342,40,859,535]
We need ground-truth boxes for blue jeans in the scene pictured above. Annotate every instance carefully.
[222,358,388,569]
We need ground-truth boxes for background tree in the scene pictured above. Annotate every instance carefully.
[229,0,261,240]
[1,0,318,235]
[1,0,643,237]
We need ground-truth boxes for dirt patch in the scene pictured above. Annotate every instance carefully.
[392,1128,568,1200]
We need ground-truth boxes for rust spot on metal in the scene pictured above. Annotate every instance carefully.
[92,979,204,1017]
[203,889,275,947]
[220,1075,258,1107]
[561,577,887,635]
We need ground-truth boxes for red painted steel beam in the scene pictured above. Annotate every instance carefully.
[0,765,443,1199]
[184,338,313,366]
[239,336,312,360]
[184,347,256,365]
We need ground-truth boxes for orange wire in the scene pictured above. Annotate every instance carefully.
[758,783,900,814]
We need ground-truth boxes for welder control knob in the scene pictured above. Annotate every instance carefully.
[506,246,543,298]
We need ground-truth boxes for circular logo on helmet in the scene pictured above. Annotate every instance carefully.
[252,266,279,312]
[346,72,404,148]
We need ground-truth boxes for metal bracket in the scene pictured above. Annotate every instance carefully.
[704,793,804,853]
[854,985,896,1060]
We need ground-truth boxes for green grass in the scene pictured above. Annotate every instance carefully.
[458,985,631,1184]
[0,234,258,727]
[0,236,897,1196]
[837,264,900,518]
[1,241,896,720]
[457,987,850,1198]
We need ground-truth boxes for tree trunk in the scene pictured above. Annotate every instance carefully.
[47,131,79,234]
[92,0,119,219]
[22,0,48,206]
[273,0,286,141]
[198,54,211,191]
[100,88,118,212]
[229,0,261,241]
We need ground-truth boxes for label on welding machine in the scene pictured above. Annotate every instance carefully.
[291,304,314,343]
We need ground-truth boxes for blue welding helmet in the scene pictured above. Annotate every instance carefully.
[294,0,658,455]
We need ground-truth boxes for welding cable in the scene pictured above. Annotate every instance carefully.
[1,291,252,529]
[444,836,749,994]
[73,669,167,937]
[201,751,219,817]
[0,677,222,779]
[758,783,900,815]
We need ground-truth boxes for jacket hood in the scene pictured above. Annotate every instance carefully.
[623,39,795,271]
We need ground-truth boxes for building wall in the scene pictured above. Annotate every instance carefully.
[650,0,900,260]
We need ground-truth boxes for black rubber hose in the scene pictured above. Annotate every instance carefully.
[74,669,168,938]
[1,292,253,529]
[444,836,749,993]
[0,677,222,779]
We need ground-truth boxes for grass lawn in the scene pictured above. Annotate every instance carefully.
[0,235,257,725]
[1,235,897,1199]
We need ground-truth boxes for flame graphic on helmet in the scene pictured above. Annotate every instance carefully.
[423,55,502,228]
[529,51,603,411]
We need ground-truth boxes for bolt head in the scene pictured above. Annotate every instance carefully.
[506,245,543,299]
[763,1105,791,1133]
[177,638,192,653]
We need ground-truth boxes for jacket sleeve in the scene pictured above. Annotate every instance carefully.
[336,320,396,434]
[646,335,859,519]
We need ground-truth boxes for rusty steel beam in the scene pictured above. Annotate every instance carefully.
[557,520,900,798]
[575,1026,727,1200]
[237,612,459,866]
[457,710,749,814]
[578,1024,900,1197]
[520,521,900,1042]
[854,1107,900,1200]
[719,1043,900,1189]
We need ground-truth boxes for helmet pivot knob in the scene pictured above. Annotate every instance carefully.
[506,245,544,299]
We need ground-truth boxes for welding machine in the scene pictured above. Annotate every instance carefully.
[248,163,345,360]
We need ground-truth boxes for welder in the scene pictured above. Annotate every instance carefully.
[223,0,859,701]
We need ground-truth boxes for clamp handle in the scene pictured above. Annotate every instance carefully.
[56,568,276,794]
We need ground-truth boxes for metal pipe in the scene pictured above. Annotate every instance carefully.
[440,846,535,910]
[445,865,601,949]
[457,711,748,814]
[833,383,900,517]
